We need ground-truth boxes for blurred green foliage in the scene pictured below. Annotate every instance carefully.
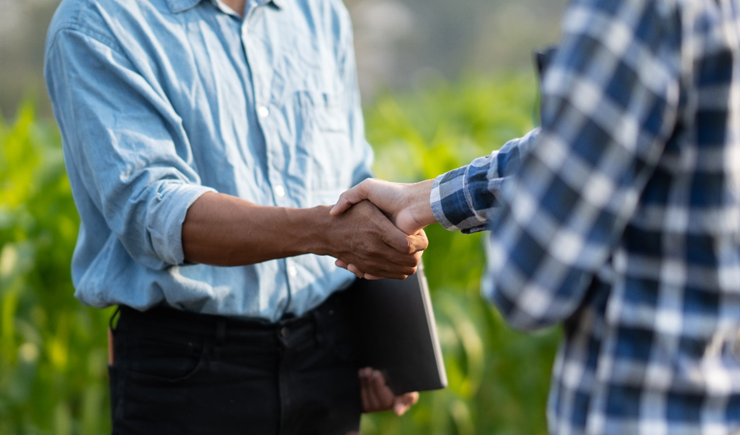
[0,103,114,435]
[0,74,559,435]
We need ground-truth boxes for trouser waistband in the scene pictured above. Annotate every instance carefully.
[113,290,347,346]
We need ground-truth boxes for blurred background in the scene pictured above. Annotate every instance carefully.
[0,0,567,434]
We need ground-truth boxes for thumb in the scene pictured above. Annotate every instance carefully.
[330,183,369,216]
[393,392,419,416]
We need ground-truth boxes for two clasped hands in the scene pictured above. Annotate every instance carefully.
[330,178,436,416]
[331,178,434,279]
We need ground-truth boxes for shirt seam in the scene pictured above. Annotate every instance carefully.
[47,24,126,61]
[46,0,127,62]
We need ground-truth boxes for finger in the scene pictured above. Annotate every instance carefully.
[408,230,429,253]
[362,367,384,412]
[359,368,373,412]
[392,393,416,416]
[351,250,418,278]
[349,202,419,262]
[381,250,421,268]
[347,263,366,279]
[372,214,417,254]
[329,196,358,216]
[384,230,428,258]
[330,182,370,216]
[369,254,418,275]
[371,370,394,409]
[346,257,413,280]
[336,260,366,280]
[365,370,385,411]
[363,273,383,280]
[363,267,412,280]
[368,249,421,278]
[393,392,419,416]
[366,263,415,280]
[393,401,408,416]
[410,391,419,405]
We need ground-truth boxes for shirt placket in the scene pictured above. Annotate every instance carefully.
[240,1,296,316]
[240,0,286,206]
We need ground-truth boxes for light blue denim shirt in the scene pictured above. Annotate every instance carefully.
[44,0,372,322]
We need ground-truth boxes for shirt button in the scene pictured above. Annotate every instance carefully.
[280,326,290,338]
[257,105,269,118]
[287,264,297,277]
[274,185,286,197]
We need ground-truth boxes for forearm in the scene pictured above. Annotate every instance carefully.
[182,192,426,279]
[182,192,328,266]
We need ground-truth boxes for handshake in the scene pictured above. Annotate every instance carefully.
[329,178,436,280]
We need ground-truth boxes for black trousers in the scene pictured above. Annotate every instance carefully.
[108,293,361,435]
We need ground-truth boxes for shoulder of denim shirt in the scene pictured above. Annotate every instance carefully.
[45,0,181,56]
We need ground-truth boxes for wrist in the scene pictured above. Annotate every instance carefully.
[409,180,436,227]
[300,205,334,256]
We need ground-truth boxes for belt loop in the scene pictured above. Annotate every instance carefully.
[108,306,121,368]
[109,306,122,334]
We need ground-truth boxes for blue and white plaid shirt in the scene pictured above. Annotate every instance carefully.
[431,0,740,433]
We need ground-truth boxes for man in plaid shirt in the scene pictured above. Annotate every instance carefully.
[331,0,740,432]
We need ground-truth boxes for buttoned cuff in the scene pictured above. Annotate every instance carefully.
[431,166,487,233]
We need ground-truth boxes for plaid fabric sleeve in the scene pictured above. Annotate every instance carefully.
[431,129,540,233]
[483,0,680,331]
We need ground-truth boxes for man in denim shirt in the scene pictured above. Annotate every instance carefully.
[44,0,422,432]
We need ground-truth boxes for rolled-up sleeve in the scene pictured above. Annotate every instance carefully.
[45,28,215,268]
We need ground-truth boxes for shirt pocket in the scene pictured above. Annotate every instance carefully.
[314,92,347,133]
[296,90,354,196]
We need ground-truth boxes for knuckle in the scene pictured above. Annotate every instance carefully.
[403,255,419,267]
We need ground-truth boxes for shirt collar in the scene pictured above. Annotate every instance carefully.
[166,0,283,13]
